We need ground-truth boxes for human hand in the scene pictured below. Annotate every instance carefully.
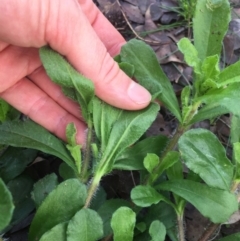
[0,0,151,144]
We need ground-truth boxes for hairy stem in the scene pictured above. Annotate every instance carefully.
[177,213,185,241]
[81,119,93,182]
[84,174,102,208]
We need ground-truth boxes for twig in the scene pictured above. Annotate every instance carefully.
[115,0,161,46]
[197,223,220,241]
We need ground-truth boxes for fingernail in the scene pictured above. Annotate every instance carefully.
[127,82,151,105]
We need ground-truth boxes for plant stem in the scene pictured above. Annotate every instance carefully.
[197,223,219,241]
[81,119,93,182]
[177,213,185,241]
[84,174,102,208]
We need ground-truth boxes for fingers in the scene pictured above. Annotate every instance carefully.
[29,67,83,120]
[79,0,125,56]
[0,78,87,144]
[0,45,41,93]
[45,1,151,110]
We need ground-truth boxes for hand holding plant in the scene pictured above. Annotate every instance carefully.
[0,0,151,143]
[1,0,240,241]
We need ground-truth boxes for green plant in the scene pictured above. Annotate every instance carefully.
[1,0,240,240]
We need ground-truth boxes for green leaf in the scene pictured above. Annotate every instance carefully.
[144,153,159,174]
[191,83,240,124]
[28,179,87,241]
[39,46,94,121]
[66,123,82,174]
[0,120,76,171]
[92,97,122,151]
[6,175,35,231]
[157,151,180,178]
[144,202,177,234]
[39,222,67,241]
[97,199,132,237]
[218,61,240,86]
[114,135,168,171]
[119,62,135,78]
[0,99,10,122]
[97,103,159,175]
[0,178,14,232]
[177,38,201,74]
[131,185,171,208]
[67,209,103,241]
[120,39,181,121]
[166,158,183,181]
[217,232,240,241]
[231,115,240,144]
[31,173,58,208]
[200,55,220,93]
[111,207,136,241]
[193,0,231,60]
[157,179,238,223]
[178,129,234,190]
[149,221,166,241]
[59,163,77,180]
[0,147,37,182]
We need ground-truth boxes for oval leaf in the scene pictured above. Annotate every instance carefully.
[179,129,234,190]
[31,173,58,208]
[67,209,103,241]
[111,207,136,241]
[193,0,230,60]
[131,185,170,208]
[158,179,238,223]
[0,178,14,232]
[39,222,67,241]
[120,39,181,121]
[149,220,166,241]
[98,103,159,175]
[28,179,87,241]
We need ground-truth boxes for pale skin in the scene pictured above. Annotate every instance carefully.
[0,0,151,144]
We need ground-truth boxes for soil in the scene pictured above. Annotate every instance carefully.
[3,0,240,241]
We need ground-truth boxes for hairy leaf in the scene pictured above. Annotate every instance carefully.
[158,180,238,223]
[114,135,168,171]
[29,179,87,241]
[177,38,201,74]
[179,129,234,190]
[191,83,240,123]
[0,120,76,171]
[111,207,136,241]
[218,60,240,86]
[39,222,67,241]
[131,185,172,208]
[149,221,166,241]
[0,147,37,182]
[92,97,122,151]
[67,209,103,241]
[97,103,159,175]
[39,46,94,121]
[97,199,131,237]
[193,0,230,60]
[120,40,181,121]
[31,173,58,208]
